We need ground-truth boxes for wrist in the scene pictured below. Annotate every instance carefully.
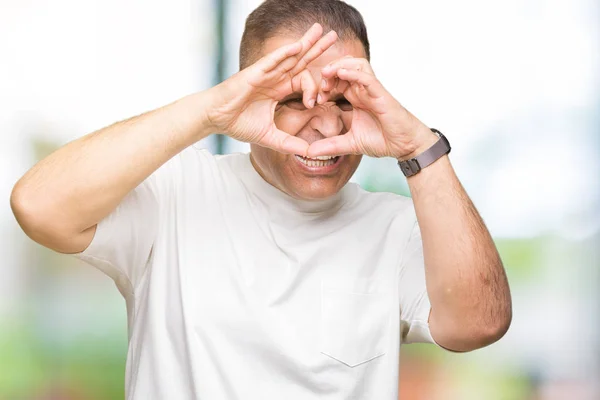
[396,124,439,162]
[193,90,220,140]
[174,90,218,142]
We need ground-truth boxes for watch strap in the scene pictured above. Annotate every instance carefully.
[398,128,451,177]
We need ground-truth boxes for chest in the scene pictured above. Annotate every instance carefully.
[155,193,405,371]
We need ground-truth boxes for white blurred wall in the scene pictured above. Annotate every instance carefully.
[0,0,216,315]
[225,0,599,239]
[0,0,598,396]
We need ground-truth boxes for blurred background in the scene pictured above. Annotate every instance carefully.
[1,0,599,399]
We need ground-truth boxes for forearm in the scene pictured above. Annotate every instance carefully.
[404,127,512,351]
[11,91,214,242]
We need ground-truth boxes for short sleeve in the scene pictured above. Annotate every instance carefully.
[398,218,438,345]
[72,163,171,296]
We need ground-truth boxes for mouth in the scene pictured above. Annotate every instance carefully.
[293,154,342,174]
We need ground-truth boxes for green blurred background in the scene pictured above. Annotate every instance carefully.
[1,0,598,399]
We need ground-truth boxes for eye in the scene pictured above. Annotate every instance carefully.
[336,98,353,111]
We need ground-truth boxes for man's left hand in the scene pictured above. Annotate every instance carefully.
[306,57,438,161]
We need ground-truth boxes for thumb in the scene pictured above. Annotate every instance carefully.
[262,128,310,156]
[307,134,357,157]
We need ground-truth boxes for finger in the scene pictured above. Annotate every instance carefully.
[317,77,337,104]
[321,56,352,92]
[254,23,321,75]
[318,79,350,104]
[321,74,337,93]
[298,70,318,109]
[254,41,303,74]
[336,79,350,95]
[321,56,367,93]
[289,30,338,75]
[265,128,310,156]
[291,69,318,108]
[276,23,325,74]
[335,68,386,98]
[307,134,358,157]
[321,57,374,78]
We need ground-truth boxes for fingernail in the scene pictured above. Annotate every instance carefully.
[321,79,326,89]
[317,94,322,104]
[308,99,315,108]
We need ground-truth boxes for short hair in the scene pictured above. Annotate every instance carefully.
[239,0,370,70]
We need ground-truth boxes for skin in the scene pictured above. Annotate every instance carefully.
[10,23,340,254]
[248,29,512,352]
[11,23,511,353]
[249,37,366,200]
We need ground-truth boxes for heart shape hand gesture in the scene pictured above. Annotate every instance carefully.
[205,23,337,157]
[205,23,437,161]
[305,57,438,160]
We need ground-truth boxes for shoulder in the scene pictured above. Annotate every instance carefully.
[158,147,246,183]
[171,146,218,172]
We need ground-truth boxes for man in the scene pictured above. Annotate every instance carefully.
[10,0,512,399]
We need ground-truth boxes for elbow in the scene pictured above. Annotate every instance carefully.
[11,183,69,245]
[448,316,511,353]
[11,183,95,254]
[467,308,512,351]
[480,312,512,346]
[11,184,47,243]
[431,306,512,353]
[10,183,37,233]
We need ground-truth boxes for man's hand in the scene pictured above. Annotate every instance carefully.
[306,57,438,160]
[205,23,338,157]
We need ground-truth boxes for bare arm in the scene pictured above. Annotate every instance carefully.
[10,93,214,254]
[405,126,512,352]
[309,56,512,352]
[11,23,338,255]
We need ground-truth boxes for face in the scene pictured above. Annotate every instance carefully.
[250,35,366,200]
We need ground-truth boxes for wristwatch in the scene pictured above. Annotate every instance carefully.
[398,128,451,177]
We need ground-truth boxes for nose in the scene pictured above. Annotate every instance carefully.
[307,103,345,140]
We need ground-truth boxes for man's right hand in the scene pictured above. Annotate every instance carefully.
[205,23,338,157]
[10,24,338,255]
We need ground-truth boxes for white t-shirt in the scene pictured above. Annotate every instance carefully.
[74,147,437,400]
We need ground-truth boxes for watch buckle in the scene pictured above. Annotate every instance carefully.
[401,158,421,176]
